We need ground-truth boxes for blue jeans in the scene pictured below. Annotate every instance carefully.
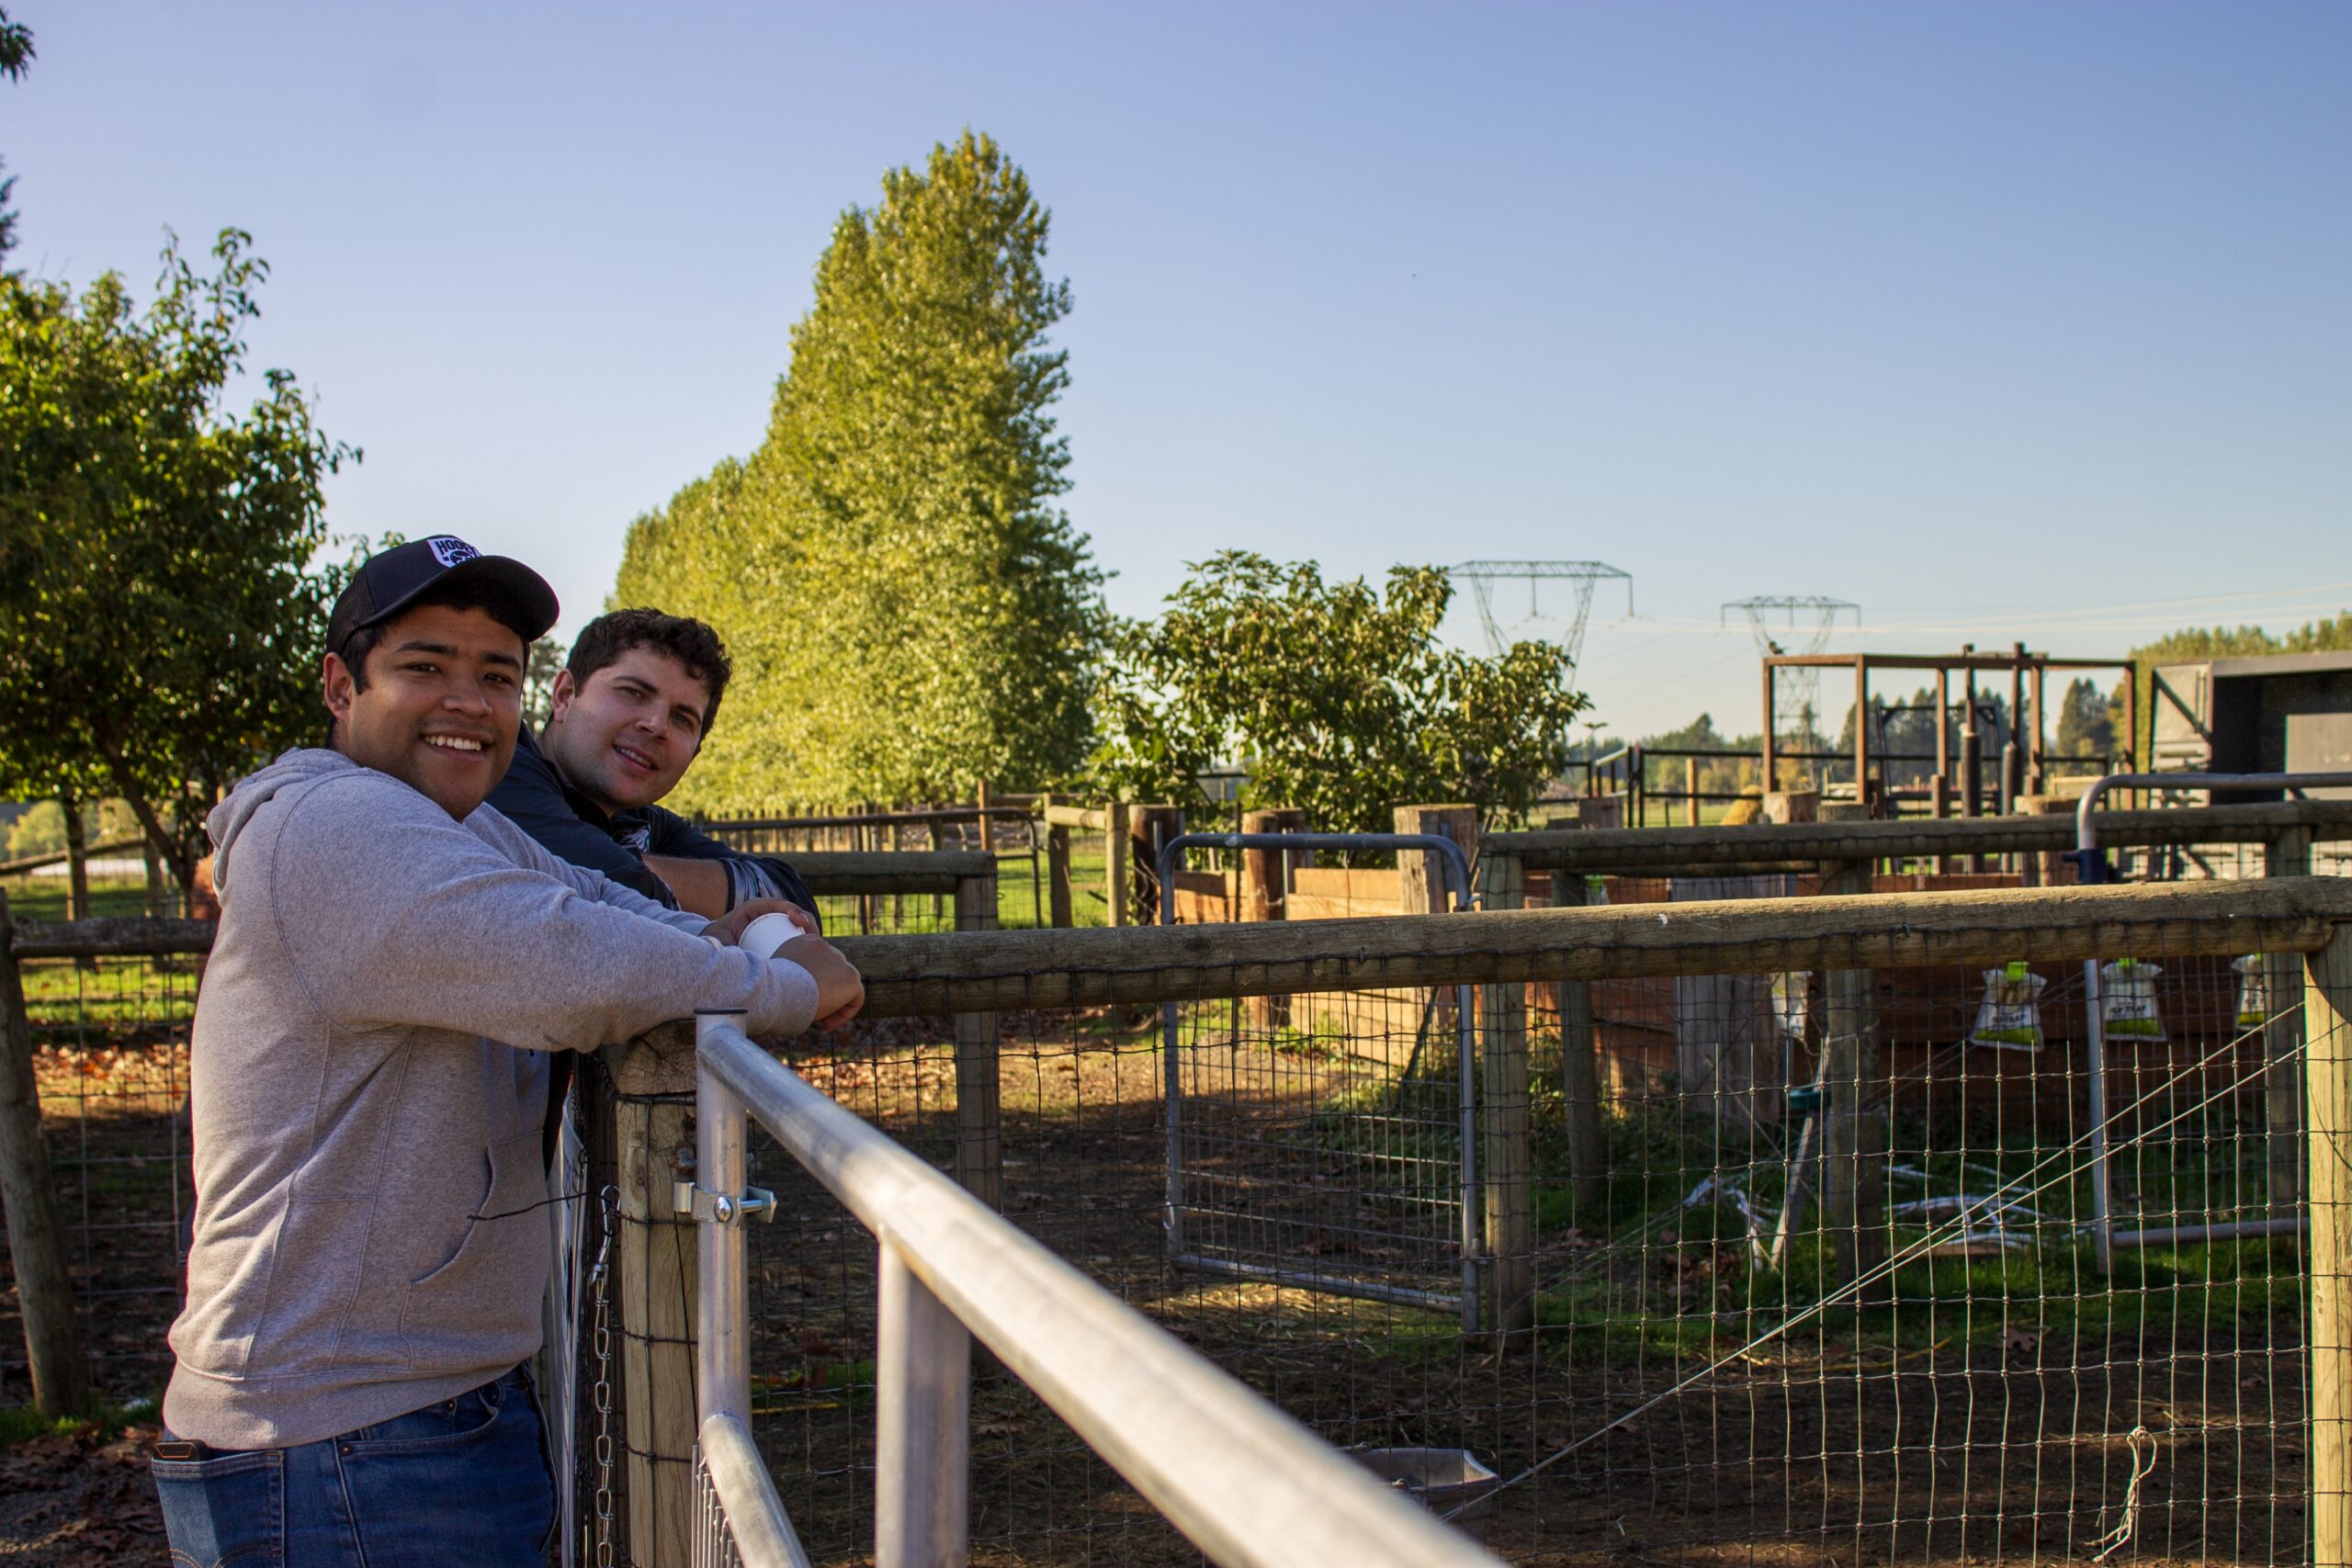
[153,1364,555,1568]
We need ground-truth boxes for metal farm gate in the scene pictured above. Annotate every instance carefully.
[1156,832,1483,1329]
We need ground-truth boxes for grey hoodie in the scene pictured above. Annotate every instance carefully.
[164,750,819,1449]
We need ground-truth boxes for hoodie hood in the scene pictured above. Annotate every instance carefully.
[207,749,362,900]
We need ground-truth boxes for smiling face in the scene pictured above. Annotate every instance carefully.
[322,602,526,820]
[538,644,711,814]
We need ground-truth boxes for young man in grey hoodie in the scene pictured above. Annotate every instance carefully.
[151,536,863,1567]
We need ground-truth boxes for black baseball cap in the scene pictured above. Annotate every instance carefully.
[325,536,560,661]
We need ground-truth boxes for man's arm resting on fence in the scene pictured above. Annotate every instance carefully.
[254,775,827,1047]
[514,825,858,1023]
[643,852,729,919]
[642,807,823,929]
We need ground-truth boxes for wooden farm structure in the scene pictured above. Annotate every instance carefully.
[1759,643,2137,818]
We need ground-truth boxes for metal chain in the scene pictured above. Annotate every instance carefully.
[590,1181,618,1568]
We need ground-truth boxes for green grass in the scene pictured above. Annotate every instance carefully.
[0,871,160,923]
[0,1393,159,1446]
[1287,1010,2302,1370]
[1514,1097,2307,1370]
[993,841,1112,930]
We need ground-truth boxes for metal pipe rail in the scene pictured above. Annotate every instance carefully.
[686,1014,1500,1568]
[695,1414,811,1568]
[1487,798,2352,875]
[2070,772,2352,1273]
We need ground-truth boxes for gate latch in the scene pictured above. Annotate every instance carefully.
[673,1179,776,1226]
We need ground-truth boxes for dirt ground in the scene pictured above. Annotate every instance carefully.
[729,1010,2308,1567]
[3,1012,2308,1567]
[0,1422,168,1564]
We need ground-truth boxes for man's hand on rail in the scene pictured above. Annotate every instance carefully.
[703,897,820,948]
[778,934,865,1031]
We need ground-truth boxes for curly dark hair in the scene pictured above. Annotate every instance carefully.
[566,608,734,732]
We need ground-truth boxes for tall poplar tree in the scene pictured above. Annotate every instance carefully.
[618,131,1103,808]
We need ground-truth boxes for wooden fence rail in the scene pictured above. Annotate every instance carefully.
[826,875,2352,1016]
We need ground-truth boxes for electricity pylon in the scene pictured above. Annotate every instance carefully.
[1722,595,1860,763]
[1446,561,1634,670]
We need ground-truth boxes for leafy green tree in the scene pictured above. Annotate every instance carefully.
[616,131,1104,809]
[521,636,563,732]
[0,5,34,261]
[1091,552,1587,832]
[0,229,356,897]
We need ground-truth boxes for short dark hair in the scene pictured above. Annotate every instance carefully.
[566,609,733,732]
[326,580,541,744]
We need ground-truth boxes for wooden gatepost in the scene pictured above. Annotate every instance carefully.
[2306,919,2352,1567]
[0,893,90,1416]
[599,853,1000,1564]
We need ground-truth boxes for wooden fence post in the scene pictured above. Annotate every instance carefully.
[606,1033,697,1566]
[61,795,88,923]
[976,779,995,854]
[1394,805,1478,915]
[1046,820,1074,931]
[2014,794,2066,886]
[2305,922,2352,1568]
[1239,809,1292,1029]
[1820,861,1886,1295]
[141,841,167,918]
[1130,806,1184,930]
[0,894,90,1416]
[2268,827,2315,1212]
[1105,803,1131,930]
[1476,852,1535,1340]
[954,873,1003,1209]
[1550,873,1606,1209]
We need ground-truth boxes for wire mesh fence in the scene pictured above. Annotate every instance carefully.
[6,821,2350,1568]
[0,938,198,1407]
[668,871,2351,1567]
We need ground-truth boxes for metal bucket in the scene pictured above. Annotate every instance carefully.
[1350,1447,1498,1540]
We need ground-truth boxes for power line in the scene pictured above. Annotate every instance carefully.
[1445,560,1633,669]
[1723,594,1860,759]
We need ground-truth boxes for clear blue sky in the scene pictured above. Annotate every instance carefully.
[12,2,2348,741]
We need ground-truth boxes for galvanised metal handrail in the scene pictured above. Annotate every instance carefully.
[685,1011,1501,1568]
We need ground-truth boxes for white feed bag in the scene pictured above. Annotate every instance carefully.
[1968,962,2046,1052]
[2099,958,2165,1042]
[2233,954,2270,1031]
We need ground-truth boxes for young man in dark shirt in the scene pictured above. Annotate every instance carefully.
[489,609,818,924]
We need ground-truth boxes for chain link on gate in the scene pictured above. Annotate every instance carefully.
[590,1181,619,1568]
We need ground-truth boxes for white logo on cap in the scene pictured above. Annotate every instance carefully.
[428,536,481,568]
